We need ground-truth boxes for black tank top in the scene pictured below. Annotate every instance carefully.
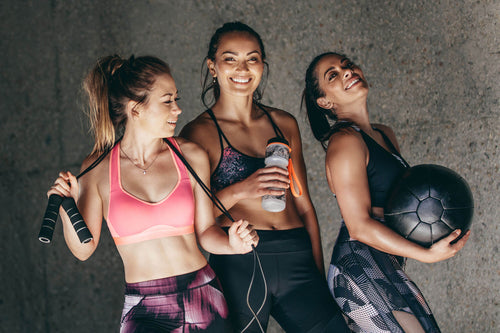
[207,105,284,192]
[357,127,410,207]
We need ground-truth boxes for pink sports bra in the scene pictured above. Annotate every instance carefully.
[106,138,195,245]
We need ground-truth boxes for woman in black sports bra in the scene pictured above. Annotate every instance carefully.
[303,52,471,333]
[181,23,349,332]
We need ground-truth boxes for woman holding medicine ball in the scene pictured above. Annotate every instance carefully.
[302,51,470,333]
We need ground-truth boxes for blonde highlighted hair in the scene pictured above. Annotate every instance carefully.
[83,55,171,157]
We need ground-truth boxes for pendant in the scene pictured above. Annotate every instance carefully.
[143,170,146,175]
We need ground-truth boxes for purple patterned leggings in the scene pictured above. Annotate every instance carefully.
[120,265,233,332]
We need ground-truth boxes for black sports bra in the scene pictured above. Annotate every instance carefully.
[207,105,284,192]
[358,127,410,207]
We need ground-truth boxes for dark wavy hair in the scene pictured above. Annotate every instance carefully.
[201,21,269,108]
[302,52,352,150]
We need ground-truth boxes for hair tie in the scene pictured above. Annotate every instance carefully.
[109,56,126,77]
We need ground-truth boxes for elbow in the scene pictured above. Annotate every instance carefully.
[197,239,210,253]
[344,223,371,244]
[347,227,363,242]
[195,233,212,253]
[345,218,388,248]
[71,244,96,261]
[72,251,91,261]
[77,255,90,262]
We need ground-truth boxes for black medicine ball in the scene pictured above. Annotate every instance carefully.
[384,164,474,248]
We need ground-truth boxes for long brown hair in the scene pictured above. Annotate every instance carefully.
[83,55,171,157]
[302,52,352,150]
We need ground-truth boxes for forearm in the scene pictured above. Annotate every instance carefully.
[198,225,233,254]
[211,183,244,217]
[60,208,98,261]
[348,217,430,262]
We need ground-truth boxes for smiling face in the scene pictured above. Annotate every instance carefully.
[134,73,181,138]
[315,54,369,110]
[207,31,264,98]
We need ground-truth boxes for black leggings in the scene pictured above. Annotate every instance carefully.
[209,228,349,333]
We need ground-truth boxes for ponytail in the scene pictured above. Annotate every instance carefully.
[82,55,171,157]
[83,56,123,156]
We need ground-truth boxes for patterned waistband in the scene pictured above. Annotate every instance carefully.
[124,265,215,296]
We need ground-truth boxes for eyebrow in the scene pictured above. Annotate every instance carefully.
[323,66,336,80]
[221,50,261,56]
[323,57,351,79]
[161,90,178,97]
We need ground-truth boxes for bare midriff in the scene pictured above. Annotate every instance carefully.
[217,193,304,230]
[117,233,207,283]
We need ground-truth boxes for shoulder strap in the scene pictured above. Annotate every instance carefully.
[256,103,285,139]
[165,137,190,180]
[108,143,120,189]
[372,128,410,167]
[205,109,232,149]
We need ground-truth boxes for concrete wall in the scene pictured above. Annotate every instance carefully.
[1,0,498,332]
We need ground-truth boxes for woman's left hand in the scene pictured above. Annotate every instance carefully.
[228,220,259,254]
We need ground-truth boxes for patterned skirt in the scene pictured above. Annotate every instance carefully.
[327,222,441,333]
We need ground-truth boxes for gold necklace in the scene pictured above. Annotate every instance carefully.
[120,144,163,175]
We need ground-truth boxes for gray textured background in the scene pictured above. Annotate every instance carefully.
[1,0,498,332]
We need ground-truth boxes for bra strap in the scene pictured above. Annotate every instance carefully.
[372,128,410,167]
[165,137,190,180]
[206,109,231,149]
[256,103,285,139]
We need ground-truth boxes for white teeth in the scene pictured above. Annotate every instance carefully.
[232,77,250,83]
[168,121,176,124]
[346,79,360,90]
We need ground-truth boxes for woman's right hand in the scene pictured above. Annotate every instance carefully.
[228,219,259,254]
[47,171,79,202]
[234,166,290,200]
[423,229,471,263]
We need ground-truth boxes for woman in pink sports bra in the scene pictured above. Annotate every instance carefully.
[47,54,258,332]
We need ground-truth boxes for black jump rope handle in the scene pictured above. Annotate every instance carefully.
[37,147,109,244]
[38,194,93,244]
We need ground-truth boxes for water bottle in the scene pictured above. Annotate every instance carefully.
[261,137,290,212]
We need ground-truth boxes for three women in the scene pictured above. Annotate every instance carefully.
[47,24,469,333]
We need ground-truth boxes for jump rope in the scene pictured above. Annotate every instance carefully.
[38,148,110,244]
[38,137,269,332]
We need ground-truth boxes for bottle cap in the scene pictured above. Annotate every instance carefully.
[267,137,289,146]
